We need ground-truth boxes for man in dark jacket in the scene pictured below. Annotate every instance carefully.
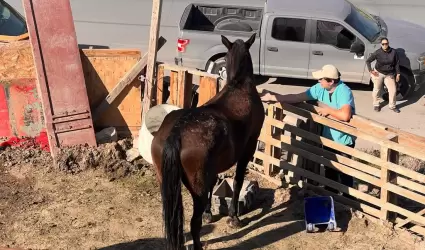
[366,37,401,113]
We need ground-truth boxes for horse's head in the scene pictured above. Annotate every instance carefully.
[221,33,256,84]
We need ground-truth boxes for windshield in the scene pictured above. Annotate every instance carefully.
[344,3,380,42]
[0,2,27,36]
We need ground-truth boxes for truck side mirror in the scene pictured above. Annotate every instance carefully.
[350,41,365,56]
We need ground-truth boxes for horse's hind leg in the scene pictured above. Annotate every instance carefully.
[227,135,259,229]
[202,174,217,224]
[191,194,208,250]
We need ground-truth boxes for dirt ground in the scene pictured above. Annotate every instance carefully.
[1,141,424,250]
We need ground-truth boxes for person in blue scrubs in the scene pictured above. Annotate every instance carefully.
[260,64,356,198]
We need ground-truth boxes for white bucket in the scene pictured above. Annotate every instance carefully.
[138,104,181,164]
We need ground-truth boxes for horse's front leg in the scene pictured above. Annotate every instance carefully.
[227,136,258,229]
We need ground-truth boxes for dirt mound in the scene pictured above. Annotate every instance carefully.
[54,139,152,180]
[0,146,52,168]
[0,137,152,181]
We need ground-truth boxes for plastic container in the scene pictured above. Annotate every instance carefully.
[138,104,181,164]
[304,196,336,233]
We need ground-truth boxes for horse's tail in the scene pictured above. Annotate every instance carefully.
[161,127,184,250]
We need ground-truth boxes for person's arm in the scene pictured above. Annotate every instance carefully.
[317,90,354,122]
[260,84,319,104]
[394,51,401,82]
[318,104,352,122]
[366,50,377,72]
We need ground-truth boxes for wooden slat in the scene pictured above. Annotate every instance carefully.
[142,0,163,119]
[284,123,425,184]
[281,135,381,177]
[156,65,165,105]
[281,161,382,207]
[280,137,382,187]
[198,76,218,106]
[386,183,425,207]
[253,151,280,166]
[162,64,219,79]
[395,209,425,229]
[395,217,425,236]
[169,70,178,106]
[81,49,141,57]
[396,177,425,196]
[380,134,398,221]
[384,202,425,226]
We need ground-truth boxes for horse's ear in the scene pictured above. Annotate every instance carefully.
[221,35,233,50]
[245,33,256,49]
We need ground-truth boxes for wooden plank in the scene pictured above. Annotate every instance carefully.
[263,105,276,176]
[162,64,219,79]
[281,161,382,207]
[284,123,425,184]
[81,49,142,136]
[386,183,425,206]
[142,0,163,119]
[198,76,218,106]
[280,137,382,187]
[396,177,425,196]
[92,37,166,121]
[156,65,165,105]
[384,202,425,226]
[81,49,141,57]
[169,71,179,106]
[395,209,425,229]
[177,70,193,108]
[380,134,399,221]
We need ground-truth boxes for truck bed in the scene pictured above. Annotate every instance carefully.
[180,4,263,33]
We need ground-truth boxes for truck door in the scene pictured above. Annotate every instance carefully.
[308,20,366,83]
[263,16,311,78]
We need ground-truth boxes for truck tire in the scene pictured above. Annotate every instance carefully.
[382,71,414,101]
[206,57,227,90]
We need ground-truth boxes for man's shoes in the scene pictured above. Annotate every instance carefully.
[390,107,400,113]
[374,106,381,112]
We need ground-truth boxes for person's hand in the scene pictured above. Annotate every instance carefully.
[396,74,400,82]
[317,107,331,117]
[371,70,379,77]
[259,90,277,103]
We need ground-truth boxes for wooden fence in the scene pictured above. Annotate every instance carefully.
[155,63,425,236]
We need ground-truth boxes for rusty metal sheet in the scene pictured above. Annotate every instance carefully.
[22,0,96,156]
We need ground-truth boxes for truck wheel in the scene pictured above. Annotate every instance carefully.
[382,71,414,101]
[206,57,227,91]
[210,57,227,80]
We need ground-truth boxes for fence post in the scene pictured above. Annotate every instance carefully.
[380,134,399,222]
[155,65,165,105]
[283,115,302,186]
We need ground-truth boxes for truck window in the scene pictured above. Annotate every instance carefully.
[271,18,306,42]
[316,20,355,50]
[0,1,27,36]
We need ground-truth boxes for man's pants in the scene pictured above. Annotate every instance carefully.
[371,72,397,109]
[323,143,355,197]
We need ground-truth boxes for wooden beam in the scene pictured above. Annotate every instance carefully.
[92,37,166,121]
[142,0,163,119]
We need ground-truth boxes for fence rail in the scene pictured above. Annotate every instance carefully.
[154,63,425,237]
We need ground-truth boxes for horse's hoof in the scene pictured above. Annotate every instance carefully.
[202,212,213,224]
[226,217,243,229]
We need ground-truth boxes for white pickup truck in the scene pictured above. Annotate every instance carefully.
[175,0,425,100]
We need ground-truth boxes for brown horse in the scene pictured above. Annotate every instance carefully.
[151,33,265,250]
